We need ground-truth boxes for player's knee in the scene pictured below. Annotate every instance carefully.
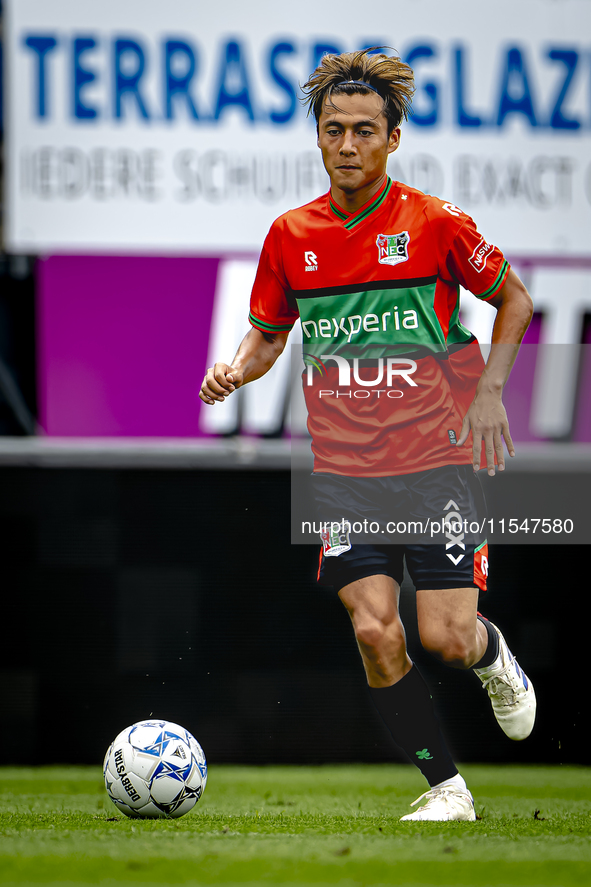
[354,617,387,653]
[420,626,474,668]
[354,615,405,658]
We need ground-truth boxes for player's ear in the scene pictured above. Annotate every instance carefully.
[388,127,401,155]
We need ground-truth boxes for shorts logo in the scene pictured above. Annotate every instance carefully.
[304,250,318,272]
[443,498,465,565]
[469,237,495,273]
[376,231,410,266]
[320,522,351,557]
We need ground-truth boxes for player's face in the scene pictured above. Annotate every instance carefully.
[317,92,400,198]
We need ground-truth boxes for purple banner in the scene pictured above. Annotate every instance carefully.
[37,255,591,441]
[37,255,219,436]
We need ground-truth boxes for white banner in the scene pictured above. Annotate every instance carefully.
[4,0,591,253]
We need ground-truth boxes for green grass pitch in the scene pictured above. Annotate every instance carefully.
[1,764,590,886]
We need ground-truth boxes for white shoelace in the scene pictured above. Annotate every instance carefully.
[480,659,521,704]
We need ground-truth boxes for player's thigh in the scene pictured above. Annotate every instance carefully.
[318,542,405,643]
[403,463,489,598]
[317,534,405,594]
[415,586,480,646]
[338,573,407,663]
[338,572,402,626]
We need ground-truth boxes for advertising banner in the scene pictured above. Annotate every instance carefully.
[6,0,591,441]
[5,0,591,254]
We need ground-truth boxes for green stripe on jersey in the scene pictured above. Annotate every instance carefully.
[329,178,393,228]
[477,260,509,301]
[344,179,392,229]
[329,200,348,221]
[249,312,294,333]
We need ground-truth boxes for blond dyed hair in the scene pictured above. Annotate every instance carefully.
[302,48,415,133]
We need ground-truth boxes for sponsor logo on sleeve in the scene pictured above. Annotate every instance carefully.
[469,237,495,273]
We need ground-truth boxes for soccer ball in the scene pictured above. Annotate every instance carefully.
[103,719,207,819]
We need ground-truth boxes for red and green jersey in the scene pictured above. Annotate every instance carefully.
[249,176,510,476]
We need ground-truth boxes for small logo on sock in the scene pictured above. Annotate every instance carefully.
[416,748,433,760]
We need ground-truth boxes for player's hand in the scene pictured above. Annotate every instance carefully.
[456,388,515,476]
[199,362,243,405]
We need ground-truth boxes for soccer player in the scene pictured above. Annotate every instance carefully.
[200,49,536,821]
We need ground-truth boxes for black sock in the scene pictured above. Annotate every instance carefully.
[473,615,500,669]
[369,665,458,787]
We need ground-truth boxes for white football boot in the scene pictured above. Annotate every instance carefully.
[400,786,476,822]
[474,619,536,741]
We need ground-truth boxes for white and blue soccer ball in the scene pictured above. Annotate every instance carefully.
[103,719,207,819]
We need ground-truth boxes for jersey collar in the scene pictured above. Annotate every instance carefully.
[329,176,393,230]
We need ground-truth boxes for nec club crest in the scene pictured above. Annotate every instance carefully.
[320,523,351,558]
[376,231,410,266]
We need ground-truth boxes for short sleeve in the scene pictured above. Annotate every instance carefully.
[249,221,299,334]
[446,215,510,301]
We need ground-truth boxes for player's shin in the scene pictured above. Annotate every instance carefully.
[369,664,458,786]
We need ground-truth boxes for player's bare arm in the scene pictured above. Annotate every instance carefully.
[457,268,534,474]
[199,327,289,405]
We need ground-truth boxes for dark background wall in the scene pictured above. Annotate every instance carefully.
[0,257,37,436]
[0,466,585,767]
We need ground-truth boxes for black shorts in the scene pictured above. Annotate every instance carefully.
[314,465,489,593]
